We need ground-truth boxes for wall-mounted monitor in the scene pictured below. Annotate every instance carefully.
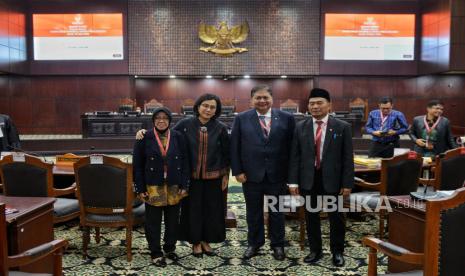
[324,13,415,61]
[33,13,123,60]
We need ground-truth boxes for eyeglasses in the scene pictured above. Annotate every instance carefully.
[154,117,169,121]
[200,103,217,110]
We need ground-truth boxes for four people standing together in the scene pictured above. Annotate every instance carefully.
[134,85,459,267]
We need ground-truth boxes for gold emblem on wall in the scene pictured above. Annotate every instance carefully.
[198,21,249,57]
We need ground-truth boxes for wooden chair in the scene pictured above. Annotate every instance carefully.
[280,99,299,114]
[0,154,79,224]
[143,98,163,113]
[363,187,465,276]
[74,155,145,262]
[118,98,136,113]
[181,99,195,115]
[349,151,423,238]
[0,203,68,276]
[349,97,368,121]
[221,98,236,116]
[422,148,465,191]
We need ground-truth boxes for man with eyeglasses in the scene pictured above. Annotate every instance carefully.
[230,85,295,261]
[365,97,409,158]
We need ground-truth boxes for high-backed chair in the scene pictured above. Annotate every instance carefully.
[349,97,368,121]
[279,99,299,114]
[118,98,136,113]
[349,152,423,237]
[0,203,68,276]
[428,148,465,191]
[221,98,236,116]
[181,99,195,115]
[74,155,145,262]
[143,98,163,113]
[363,187,465,276]
[0,154,79,224]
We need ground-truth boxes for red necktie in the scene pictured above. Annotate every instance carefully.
[315,120,324,169]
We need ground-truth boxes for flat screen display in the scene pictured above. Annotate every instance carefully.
[324,14,415,61]
[33,13,123,60]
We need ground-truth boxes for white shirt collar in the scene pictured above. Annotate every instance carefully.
[256,108,272,118]
[312,114,329,125]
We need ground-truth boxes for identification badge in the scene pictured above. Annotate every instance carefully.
[90,155,103,164]
[12,152,25,162]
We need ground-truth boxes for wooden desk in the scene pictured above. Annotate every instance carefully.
[1,195,55,273]
[388,196,426,273]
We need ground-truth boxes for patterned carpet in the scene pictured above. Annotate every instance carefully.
[56,183,387,276]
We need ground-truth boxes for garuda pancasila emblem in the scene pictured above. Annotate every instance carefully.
[198,21,249,57]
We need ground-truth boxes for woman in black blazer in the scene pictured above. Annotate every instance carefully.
[136,94,230,257]
[133,107,189,267]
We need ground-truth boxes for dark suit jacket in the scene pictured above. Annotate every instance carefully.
[409,115,457,155]
[133,129,190,194]
[0,114,20,151]
[230,109,295,184]
[288,116,354,193]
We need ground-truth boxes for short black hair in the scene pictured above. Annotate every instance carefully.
[251,85,272,98]
[379,97,393,104]
[193,93,222,120]
[427,99,444,108]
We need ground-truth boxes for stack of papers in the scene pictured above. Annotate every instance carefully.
[354,156,381,168]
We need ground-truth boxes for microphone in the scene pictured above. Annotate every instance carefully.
[6,145,48,163]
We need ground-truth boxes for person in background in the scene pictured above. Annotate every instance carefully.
[409,100,457,157]
[0,114,20,152]
[136,94,230,258]
[133,107,189,267]
[288,88,354,267]
[365,97,409,158]
[230,85,295,261]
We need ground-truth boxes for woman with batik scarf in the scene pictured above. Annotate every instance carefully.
[133,107,189,267]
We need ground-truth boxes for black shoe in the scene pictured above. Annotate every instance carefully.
[272,247,285,261]
[192,245,203,258]
[152,257,167,267]
[243,246,259,259]
[332,252,345,267]
[304,251,323,263]
[192,251,203,258]
[165,252,179,261]
[203,250,217,256]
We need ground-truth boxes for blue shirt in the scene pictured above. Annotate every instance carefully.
[365,109,409,143]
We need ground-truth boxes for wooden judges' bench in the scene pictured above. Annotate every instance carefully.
[81,113,362,138]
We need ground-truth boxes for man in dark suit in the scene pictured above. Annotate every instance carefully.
[288,88,354,267]
[409,99,457,157]
[230,84,295,261]
[0,114,20,152]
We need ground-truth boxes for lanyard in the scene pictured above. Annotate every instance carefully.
[154,128,171,157]
[380,110,389,130]
[153,129,171,178]
[259,116,271,134]
[423,116,441,135]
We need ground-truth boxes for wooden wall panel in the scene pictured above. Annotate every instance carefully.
[0,76,132,133]
[135,78,313,114]
[315,75,465,128]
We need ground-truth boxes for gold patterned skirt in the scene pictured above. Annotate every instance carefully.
[145,183,186,207]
